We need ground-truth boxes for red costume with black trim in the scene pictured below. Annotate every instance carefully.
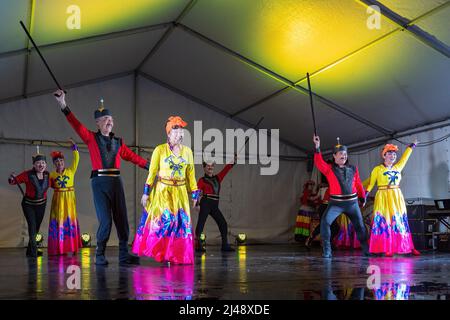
[61,105,149,265]
[63,108,148,170]
[9,169,49,201]
[8,168,49,258]
[314,152,365,199]
[195,163,235,251]
[197,163,234,197]
[313,148,369,257]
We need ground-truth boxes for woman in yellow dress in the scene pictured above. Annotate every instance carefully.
[48,139,82,255]
[132,116,200,264]
[366,140,420,256]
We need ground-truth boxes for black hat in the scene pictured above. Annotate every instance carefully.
[32,146,46,163]
[94,99,112,119]
[333,137,348,154]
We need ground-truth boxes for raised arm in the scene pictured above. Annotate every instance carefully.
[67,139,80,173]
[54,90,92,144]
[120,140,150,170]
[396,140,417,172]
[313,135,331,175]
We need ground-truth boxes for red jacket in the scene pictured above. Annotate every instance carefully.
[9,169,50,200]
[63,107,149,170]
[197,164,234,195]
[314,152,365,199]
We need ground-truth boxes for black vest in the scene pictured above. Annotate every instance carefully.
[331,164,356,195]
[202,175,221,195]
[28,170,49,199]
[95,131,122,169]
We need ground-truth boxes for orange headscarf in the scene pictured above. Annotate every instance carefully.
[50,151,64,161]
[165,116,187,135]
[381,144,398,157]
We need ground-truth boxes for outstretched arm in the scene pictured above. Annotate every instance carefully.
[120,141,150,170]
[8,171,27,185]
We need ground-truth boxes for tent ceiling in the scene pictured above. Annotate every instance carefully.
[296,31,450,133]
[238,89,381,151]
[0,54,26,99]
[32,0,188,46]
[27,28,167,93]
[141,28,287,114]
[416,5,450,44]
[0,0,30,53]
[378,0,448,20]
[0,0,449,153]
[182,0,400,81]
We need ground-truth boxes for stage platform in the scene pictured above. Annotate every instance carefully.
[0,245,449,300]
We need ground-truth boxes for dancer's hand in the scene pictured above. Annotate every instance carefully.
[413,138,419,146]
[192,199,198,208]
[8,173,16,184]
[313,135,320,149]
[54,89,66,108]
[141,194,149,208]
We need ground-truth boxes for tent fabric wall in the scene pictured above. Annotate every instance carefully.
[0,74,309,248]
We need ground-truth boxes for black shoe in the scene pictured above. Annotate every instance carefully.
[95,255,109,266]
[37,250,43,257]
[361,243,372,257]
[322,241,332,258]
[119,255,140,266]
[305,236,313,250]
[221,245,235,252]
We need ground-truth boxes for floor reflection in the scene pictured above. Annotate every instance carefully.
[132,265,194,300]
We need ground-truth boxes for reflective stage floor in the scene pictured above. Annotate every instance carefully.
[0,245,449,300]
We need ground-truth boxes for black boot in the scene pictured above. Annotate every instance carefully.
[95,242,109,266]
[361,242,372,257]
[305,236,313,250]
[322,240,332,258]
[119,241,140,266]
[195,239,206,252]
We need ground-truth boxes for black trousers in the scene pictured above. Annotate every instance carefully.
[311,204,340,240]
[320,200,368,246]
[21,199,46,257]
[195,198,229,246]
[91,176,129,255]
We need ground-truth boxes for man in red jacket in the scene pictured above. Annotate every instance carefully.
[196,154,237,252]
[313,135,369,258]
[54,89,149,266]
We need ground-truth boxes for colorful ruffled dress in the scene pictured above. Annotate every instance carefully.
[366,146,416,254]
[132,143,199,264]
[295,189,316,239]
[48,148,82,255]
